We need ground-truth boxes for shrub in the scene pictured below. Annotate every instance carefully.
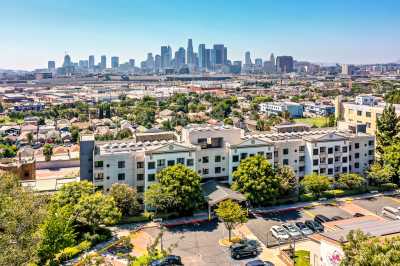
[299,193,317,202]
[56,246,81,262]
[380,183,398,191]
[77,240,91,251]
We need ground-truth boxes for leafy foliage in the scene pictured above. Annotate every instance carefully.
[300,173,331,197]
[215,199,248,241]
[337,173,365,190]
[110,183,140,216]
[43,143,53,161]
[376,104,400,157]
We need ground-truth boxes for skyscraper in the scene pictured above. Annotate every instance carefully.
[255,58,263,67]
[187,39,194,65]
[176,47,186,68]
[47,61,55,71]
[146,53,154,70]
[111,56,119,69]
[270,53,275,66]
[155,55,161,72]
[276,56,294,73]
[63,54,72,68]
[129,59,135,67]
[89,55,95,69]
[198,44,206,70]
[161,46,172,69]
[205,49,211,70]
[100,55,107,69]
[245,51,252,66]
[213,44,225,65]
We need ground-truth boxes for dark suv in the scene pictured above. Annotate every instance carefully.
[305,220,324,232]
[150,255,183,266]
[314,214,331,224]
[230,241,259,259]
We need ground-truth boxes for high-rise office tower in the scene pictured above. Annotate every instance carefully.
[210,49,217,69]
[205,49,211,70]
[89,55,95,69]
[146,53,154,70]
[255,58,263,67]
[276,56,294,73]
[198,44,206,70]
[213,44,225,65]
[270,53,275,66]
[63,54,72,67]
[79,60,89,68]
[100,55,107,69]
[111,56,119,69]
[224,47,228,65]
[47,61,56,71]
[129,59,135,67]
[187,39,194,65]
[176,47,186,68]
[155,55,161,72]
[161,46,172,69]
[245,51,252,66]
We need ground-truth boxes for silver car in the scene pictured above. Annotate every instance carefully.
[282,223,302,239]
[270,225,290,241]
[295,222,314,236]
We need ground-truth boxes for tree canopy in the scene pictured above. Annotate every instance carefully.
[215,199,248,241]
[300,173,331,196]
[376,104,400,157]
[110,183,140,216]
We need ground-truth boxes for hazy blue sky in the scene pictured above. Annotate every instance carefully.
[1,0,399,70]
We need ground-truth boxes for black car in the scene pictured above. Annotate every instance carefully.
[331,216,344,221]
[305,220,324,232]
[353,212,365,217]
[314,214,331,224]
[150,255,183,266]
[230,242,259,259]
[245,259,275,266]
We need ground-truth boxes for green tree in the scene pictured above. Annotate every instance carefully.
[341,230,400,266]
[382,143,400,183]
[43,143,53,161]
[144,183,177,214]
[27,132,34,145]
[300,173,331,197]
[276,165,298,195]
[232,155,282,206]
[337,173,365,190]
[0,174,47,265]
[376,104,400,157]
[367,163,392,187]
[70,125,80,143]
[115,128,133,140]
[146,164,204,213]
[74,192,121,231]
[53,180,94,208]
[110,183,140,216]
[224,117,234,125]
[215,199,248,241]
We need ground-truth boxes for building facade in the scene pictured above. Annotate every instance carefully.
[259,101,304,118]
[80,124,375,193]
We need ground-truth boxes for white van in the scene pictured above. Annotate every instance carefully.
[382,206,400,220]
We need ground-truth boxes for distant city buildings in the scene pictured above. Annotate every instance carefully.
[276,56,294,73]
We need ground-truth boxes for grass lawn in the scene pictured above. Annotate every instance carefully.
[294,117,329,128]
[295,250,311,266]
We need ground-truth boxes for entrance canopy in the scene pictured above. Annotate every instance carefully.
[202,180,246,207]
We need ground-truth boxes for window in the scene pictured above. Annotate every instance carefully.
[232,166,238,172]
[118,173,125,180]
[148,174,155,181]
[274,151,278,157]
[118,161,125,168]
[266,153,273,159]
[167,160,175,166]
[335,166,340,172]
[137,162,144,168]
[335,156,340,162]
[368,150,374,156]
[95,173,104,180]
[299,166,305,172]
[299,156,305,162]
[342,167,348,173]
[177,158,185,164]
[197,138,207,145]
[257,151,264,156]
[283,148,289,155]
[137,174,144,181]
[187,159,194,166]
[202,156,209,163]
[355,153,360,158]
[342,146,348,153]
[320,147,326,153]
[215,167,221,174]
[328,158,333,164]
[320,157,326,164]
[342,157,348,163]
[215,155,221,162]
[366,111,371,117]
[355,143,360,149]
[283,159,289,165]
[328,168,333,175]
[299,146,305,152]
[320,168,326,174]
[328,147,333,154]
[369,140,374,146]
[313,149,319,155]
[202,168,209,175]
[357,110,362,116]
[335,145,340,152]
[355,162,360,169]
[232,155,239,162]
[157,159,165,167]
[137,186,144,193]
[148,162,155,169]
[313,159,319,166]
[240,153,248,160]
[95,161,103,168]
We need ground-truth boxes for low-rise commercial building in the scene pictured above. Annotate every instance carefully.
[259,101,303,118]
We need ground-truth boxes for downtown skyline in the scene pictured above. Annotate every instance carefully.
[1,0,400,70]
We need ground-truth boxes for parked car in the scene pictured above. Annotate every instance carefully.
[305,220,324,232]
[314,214,331,224]
[239,239,260,248]
[150,255,183,266]
[353,213,365,217]
[270,225,290,241]
[295,222,314,236]
[281,223,302,239]
[382,206,400,220]
[331,216,344,221]
[245,260,275,266]
[230,241,259,259]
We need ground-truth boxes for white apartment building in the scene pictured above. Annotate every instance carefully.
[80,124,375,193]
[258,101,303,118]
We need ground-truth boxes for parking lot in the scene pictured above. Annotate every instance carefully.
[144,220,264,266]
[353,196,400,216]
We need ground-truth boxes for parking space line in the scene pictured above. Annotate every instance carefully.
[388,197,400,205]
[303,209,315,218]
